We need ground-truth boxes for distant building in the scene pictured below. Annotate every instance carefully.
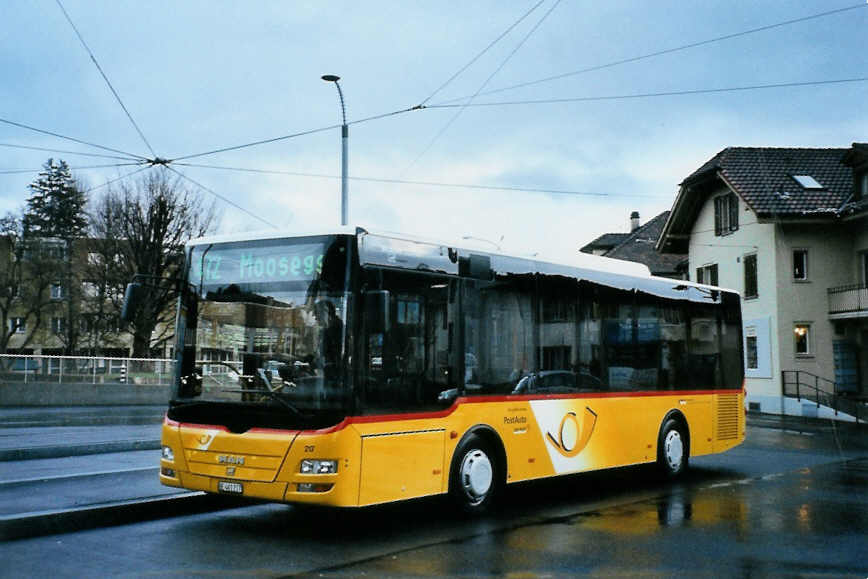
[581,211,687,279]
[658,143,868,417]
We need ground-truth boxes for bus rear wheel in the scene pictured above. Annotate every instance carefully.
[449,434,498,514]
[657,418,689,478]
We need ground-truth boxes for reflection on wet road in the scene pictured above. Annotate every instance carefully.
[2,422,866,577]
[333,427,868,577]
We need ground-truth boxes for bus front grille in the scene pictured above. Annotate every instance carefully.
[716,394,739,440]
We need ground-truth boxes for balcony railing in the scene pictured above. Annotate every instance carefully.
[828,283,868,316]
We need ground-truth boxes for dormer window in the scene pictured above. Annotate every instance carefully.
[856,171,867,201]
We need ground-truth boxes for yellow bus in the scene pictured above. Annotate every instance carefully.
[142,227,744,513]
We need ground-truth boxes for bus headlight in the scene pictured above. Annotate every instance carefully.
[300,459,337,474]
[161,446,174,461]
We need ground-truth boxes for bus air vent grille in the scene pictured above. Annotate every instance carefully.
[716,394,739,440]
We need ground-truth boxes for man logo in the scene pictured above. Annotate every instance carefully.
[546,407,597,458]
[217,455,245,465]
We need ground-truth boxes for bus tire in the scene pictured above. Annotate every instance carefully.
[657,417,689,478]
[449,434,498,514]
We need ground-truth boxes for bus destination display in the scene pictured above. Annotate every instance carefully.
[191,242,325,285]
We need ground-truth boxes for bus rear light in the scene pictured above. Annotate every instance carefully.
[300,459,337,474]
[297,483,333,493]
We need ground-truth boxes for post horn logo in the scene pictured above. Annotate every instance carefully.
[546,407,598,458]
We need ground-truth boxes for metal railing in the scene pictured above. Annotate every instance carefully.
[828,283,868,315]
[781,370,864,425]
[0,354,175,385]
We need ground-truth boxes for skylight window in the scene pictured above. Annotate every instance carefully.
[792,175,824,189]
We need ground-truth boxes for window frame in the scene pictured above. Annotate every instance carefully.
[794,323,811,356]
[743,253,758,299]
[792,249,809,282]
[714,193,739,236]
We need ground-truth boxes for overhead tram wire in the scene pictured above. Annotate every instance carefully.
[436,2,868,104]
[0,143,141,162]
[0,117,149,160]
[403,0,564,177]
[171,107,419,163]
[84,164,154,194]
[418,0,547,107]
[172,161,668,199]
[0,162,143,175]
[426,77,868,108]
[165,165,279,229]
[55,0,157,158]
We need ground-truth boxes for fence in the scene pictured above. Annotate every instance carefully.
[0,354,175,386]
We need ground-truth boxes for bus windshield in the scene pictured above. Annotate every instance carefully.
[174,235,351,424]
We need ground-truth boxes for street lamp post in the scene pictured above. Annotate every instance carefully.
[321,75,348,226]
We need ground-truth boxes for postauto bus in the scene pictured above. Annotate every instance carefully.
[139,227,744,513]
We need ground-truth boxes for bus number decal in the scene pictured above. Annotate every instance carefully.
[304,445,315,453]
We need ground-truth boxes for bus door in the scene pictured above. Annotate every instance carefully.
[357,268,458,504]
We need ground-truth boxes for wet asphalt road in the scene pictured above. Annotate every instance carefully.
[1,422,866,578]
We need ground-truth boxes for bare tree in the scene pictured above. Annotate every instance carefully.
[88,169,218,358]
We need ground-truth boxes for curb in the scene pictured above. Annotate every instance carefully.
[0,439,161,462]
[0,492,252,542]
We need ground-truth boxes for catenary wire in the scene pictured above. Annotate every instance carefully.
[419,0,546,106]
[55,0,157,158]
[404,0,563,176]
[173,161,669,198]
[165,165,279,229]
[426,77,868,108]
[0,162,142,175]
[84,164,154,193]
[0,117,148,160]
[0,143,142,162]
[435,2,868,104]
[172,106,420,162]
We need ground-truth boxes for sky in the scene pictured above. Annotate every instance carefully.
[1,0,866,263]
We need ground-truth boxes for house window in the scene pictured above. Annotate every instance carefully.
[50,283,65,300]
[746,336,758,369]
[9,318,26,334]
[793,249,808,281]
[794,324,811,356]
[856,171,867,201]
[695,264,718,286]
[744,254,758,299]
[51,317,65,334]
[714,193,739,236]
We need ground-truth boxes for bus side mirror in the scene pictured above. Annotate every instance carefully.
[363,290,390,333]
[120,282,146,323]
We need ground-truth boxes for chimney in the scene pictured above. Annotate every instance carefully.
[630,211,640,232]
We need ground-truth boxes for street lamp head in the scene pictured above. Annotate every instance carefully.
[321,75,341,82]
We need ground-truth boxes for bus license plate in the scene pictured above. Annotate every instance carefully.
[218,481,243,494]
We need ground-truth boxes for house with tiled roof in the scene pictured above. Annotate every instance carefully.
[658,143,868,419]
[580,211,687,279]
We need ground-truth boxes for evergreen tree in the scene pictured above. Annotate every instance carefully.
[22,159,88,354]
[23,158,88,240]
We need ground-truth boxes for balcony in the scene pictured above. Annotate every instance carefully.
[828,283,868,319]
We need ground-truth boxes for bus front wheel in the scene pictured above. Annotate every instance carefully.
[657,418,689,478]
[449,434,498,514]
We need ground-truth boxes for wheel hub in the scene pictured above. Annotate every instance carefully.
[461,450,493,501]
[664,430,684,470]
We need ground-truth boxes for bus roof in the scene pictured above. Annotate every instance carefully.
[184,225,738,299]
